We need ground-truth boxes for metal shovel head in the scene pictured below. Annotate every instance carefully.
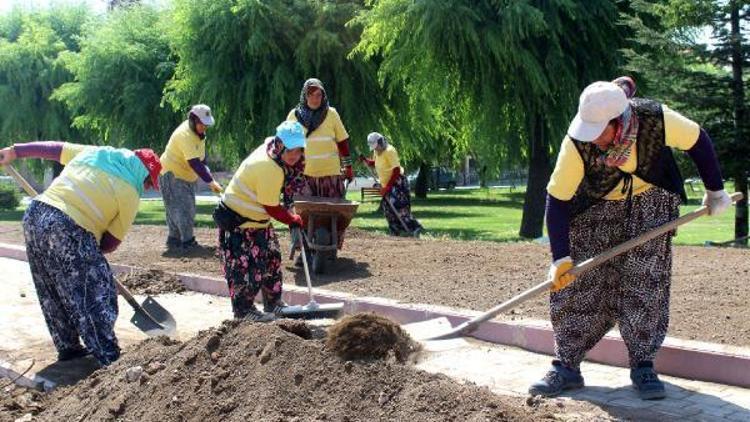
[130,295,177,337]
[402,317,468,351]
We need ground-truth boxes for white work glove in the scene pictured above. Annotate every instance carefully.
[702,189,732,216]
[547,256,576,292]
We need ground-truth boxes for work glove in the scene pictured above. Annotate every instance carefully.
[344,165,354,182]
[289,214,304,229]
[548,256,576,292]
[702,189,732,216]
[208,180,223,194]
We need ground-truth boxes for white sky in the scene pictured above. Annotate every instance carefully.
[0,0,108,14]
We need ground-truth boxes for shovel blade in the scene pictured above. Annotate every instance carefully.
[130,296,177,338]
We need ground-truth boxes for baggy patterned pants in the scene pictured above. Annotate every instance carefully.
[551,188,680,368]
[22,201,120,365]
[159,171,197,244]
[382,175,422,236]
[218,226,283,318]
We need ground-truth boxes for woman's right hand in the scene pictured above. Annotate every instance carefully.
[0,147,16,165]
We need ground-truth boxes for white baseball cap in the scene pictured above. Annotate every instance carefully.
[189,104,215,126]
[567,81,628,142]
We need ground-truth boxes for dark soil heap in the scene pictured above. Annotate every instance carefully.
[32,319,563,422]
[326,313,420,362]
[117,269,186,295]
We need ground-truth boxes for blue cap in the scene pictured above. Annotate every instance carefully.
[275,121,306,150]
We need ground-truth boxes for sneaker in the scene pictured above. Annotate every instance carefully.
[630,362,666,400]
[263,299,288,314]
[528,361,585,397]
[58,347,91,361]
[241,306,276,322]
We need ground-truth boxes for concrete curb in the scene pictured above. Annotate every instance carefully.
[2,242,749,389]
[0,359,55,392]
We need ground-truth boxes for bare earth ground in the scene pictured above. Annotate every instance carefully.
[1,320,660,422]
[1,223,748,347]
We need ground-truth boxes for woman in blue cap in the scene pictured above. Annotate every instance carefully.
[215,121,306,320]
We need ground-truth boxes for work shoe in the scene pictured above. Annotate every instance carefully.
[528,360,585,397]
[58,347,91,361]
[630,361,666,400]
[241,306,276,323]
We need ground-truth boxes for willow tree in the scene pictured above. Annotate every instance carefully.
[166,0,385,166]
[0,6,91,144]
[623,0,749,244]
[354,0,624,238]
[53,5,179,150]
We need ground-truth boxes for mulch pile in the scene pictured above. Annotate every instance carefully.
[116,269,186,295]
[26,319,576,422]
[326,313,420,362]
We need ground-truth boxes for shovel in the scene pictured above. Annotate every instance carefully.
[2,163,177,338]
[408,192,744,342]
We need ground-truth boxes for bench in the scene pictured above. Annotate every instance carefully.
[361,187,382,203]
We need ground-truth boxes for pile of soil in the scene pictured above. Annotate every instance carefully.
[326,313,420,362]
[31,320,605,421]
[0,384,44,422]
[116,269,185,295]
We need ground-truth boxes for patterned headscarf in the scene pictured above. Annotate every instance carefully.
[294,78,330,135]
[599,76,638,167]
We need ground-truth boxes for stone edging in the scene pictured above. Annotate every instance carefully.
[1,242,748,389]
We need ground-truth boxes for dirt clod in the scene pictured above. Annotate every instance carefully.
[325,313,420,362]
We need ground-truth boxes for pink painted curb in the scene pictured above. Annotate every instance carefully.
[2,242,749,388]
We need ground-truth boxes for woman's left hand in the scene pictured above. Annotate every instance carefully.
[702,189,732,216]
[0,147,16,165]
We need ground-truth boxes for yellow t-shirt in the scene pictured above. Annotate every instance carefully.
[286,107,348,177]
[374,144,404,186]
[37,143,140,242]
[547,104,700,201]
[159,120,205,182]
[222,142,285,229]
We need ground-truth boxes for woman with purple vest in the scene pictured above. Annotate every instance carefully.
[529,77,732,400]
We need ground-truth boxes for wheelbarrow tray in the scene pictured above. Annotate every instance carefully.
[293,196,359,232]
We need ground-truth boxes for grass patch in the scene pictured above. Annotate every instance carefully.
[0,183,741,246]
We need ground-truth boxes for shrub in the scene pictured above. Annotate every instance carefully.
[0,182,20,210]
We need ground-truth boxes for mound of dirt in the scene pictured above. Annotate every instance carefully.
[116,269,185,295]
[0,384,45,422]
[34,320,568,421]
[326,313,420,362]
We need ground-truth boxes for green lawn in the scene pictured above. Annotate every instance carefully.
[0,184,740,246]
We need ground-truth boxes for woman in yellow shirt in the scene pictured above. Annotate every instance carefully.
[159,104,222,250]
[0,142,161,366]
[359,132,423,236]
[215,121,305,321]
[529,77,731,400]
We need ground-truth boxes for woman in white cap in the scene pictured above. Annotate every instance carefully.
[359,132,423,236]
[214,121,306,320]
[529,77,732,400]
[159,104,223,250]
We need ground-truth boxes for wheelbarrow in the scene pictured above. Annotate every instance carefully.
[291,196,359,274]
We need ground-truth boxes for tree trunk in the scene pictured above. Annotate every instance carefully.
[734,173,748,246]
[519,112,551,238]
[729,2,748,244]
[415,162,430,199]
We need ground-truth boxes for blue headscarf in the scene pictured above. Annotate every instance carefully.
[72,146,149,196]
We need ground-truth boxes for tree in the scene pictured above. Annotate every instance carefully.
[166,0,386,166]
[53,5,179,150]
[623,0,750,244]
[354,0,625,237]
